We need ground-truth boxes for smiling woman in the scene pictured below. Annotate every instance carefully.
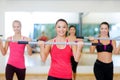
[5,12,33,39]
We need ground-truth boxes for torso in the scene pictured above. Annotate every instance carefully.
[48,38,72,79]
[96,40,113,63]
[7,36,26,69]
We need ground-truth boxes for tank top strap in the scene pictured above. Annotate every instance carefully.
[21,36,26,40]
[53,38,56,42]
[110,40,112,44]
[52,38,56,46]
[7,36,13,41]
[66,39,68,42]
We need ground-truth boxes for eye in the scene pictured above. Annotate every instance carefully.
[17,26,20,28]
[63,26,66,28]
[100,27,103,30]
[57,26,60,28]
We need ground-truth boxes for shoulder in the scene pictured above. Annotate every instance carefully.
[66,36,77,42]
[22,36,32,41]
[7,36,12,40]
[111,40,116,44]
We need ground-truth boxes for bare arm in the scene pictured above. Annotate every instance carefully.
[72,41,84,62]
[38,40,51,62]
[89,37,97,53]
[90,45,96,53]
[1,38,10,56]
[0,39,5,55]
[24,37,32,56]
[115,41,120,54]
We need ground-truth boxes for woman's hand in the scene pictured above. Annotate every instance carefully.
[38,41,45,48]
[77,41,84,49]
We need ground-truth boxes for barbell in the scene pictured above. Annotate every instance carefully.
[17,41,98,46]
[0,39,98,46]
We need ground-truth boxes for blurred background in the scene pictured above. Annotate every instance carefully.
[0,0,120,80]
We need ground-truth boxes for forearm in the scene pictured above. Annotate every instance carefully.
[90,46,95,53]
[75,46,83,62]
[40,46,47,62]
[27,45,32,56]
[38,40,51,62]
[0,43,6,55]
[0,46,5,55]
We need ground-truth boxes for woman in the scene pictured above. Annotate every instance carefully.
[89,22,117,80]
[0,20,32,80]
[39,19,83,80]
[67,25,83,80]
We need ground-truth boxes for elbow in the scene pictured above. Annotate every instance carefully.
[40,55,47,62]
[74,52,81,62]
[28,53,32,56]
[27,50,32,56]
[2,52,6,56]
[74,58,80,62]
[28,52,32,56]
[74,56,80,62]
[41,58,46,62]
[1,50,7,56]
[41,57,46,62]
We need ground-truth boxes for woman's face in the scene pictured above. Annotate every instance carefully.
[55,21,68,37]
[13,22,21,34]
[100,24,109,37]
[69,27,76,36]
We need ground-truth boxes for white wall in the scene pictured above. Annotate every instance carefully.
[82,12,120,24]
[1,0,120,37]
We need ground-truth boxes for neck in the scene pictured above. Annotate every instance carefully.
[56,36,66,41]
[69,34,76,37]
[100,35,108,38]
[14,33,21,37]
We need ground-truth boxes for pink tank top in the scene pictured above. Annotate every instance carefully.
[48,39,72,79]
[7,36,26,69]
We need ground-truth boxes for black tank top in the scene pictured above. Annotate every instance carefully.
[96,40,113,53]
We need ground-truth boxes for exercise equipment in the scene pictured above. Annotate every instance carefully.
[18,41,98,46]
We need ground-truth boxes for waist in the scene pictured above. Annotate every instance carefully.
[95,59,113,65]
[97,51,112,53]
[8,56,25,68]
[49,63,72,78]
[48,76,72,80]
[97,52,112,63]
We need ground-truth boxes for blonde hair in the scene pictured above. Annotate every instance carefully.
[12,20,21,27]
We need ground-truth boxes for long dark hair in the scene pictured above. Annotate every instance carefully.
[99,22,110,37]
[69,25,76,36]
[55,19,68,36]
